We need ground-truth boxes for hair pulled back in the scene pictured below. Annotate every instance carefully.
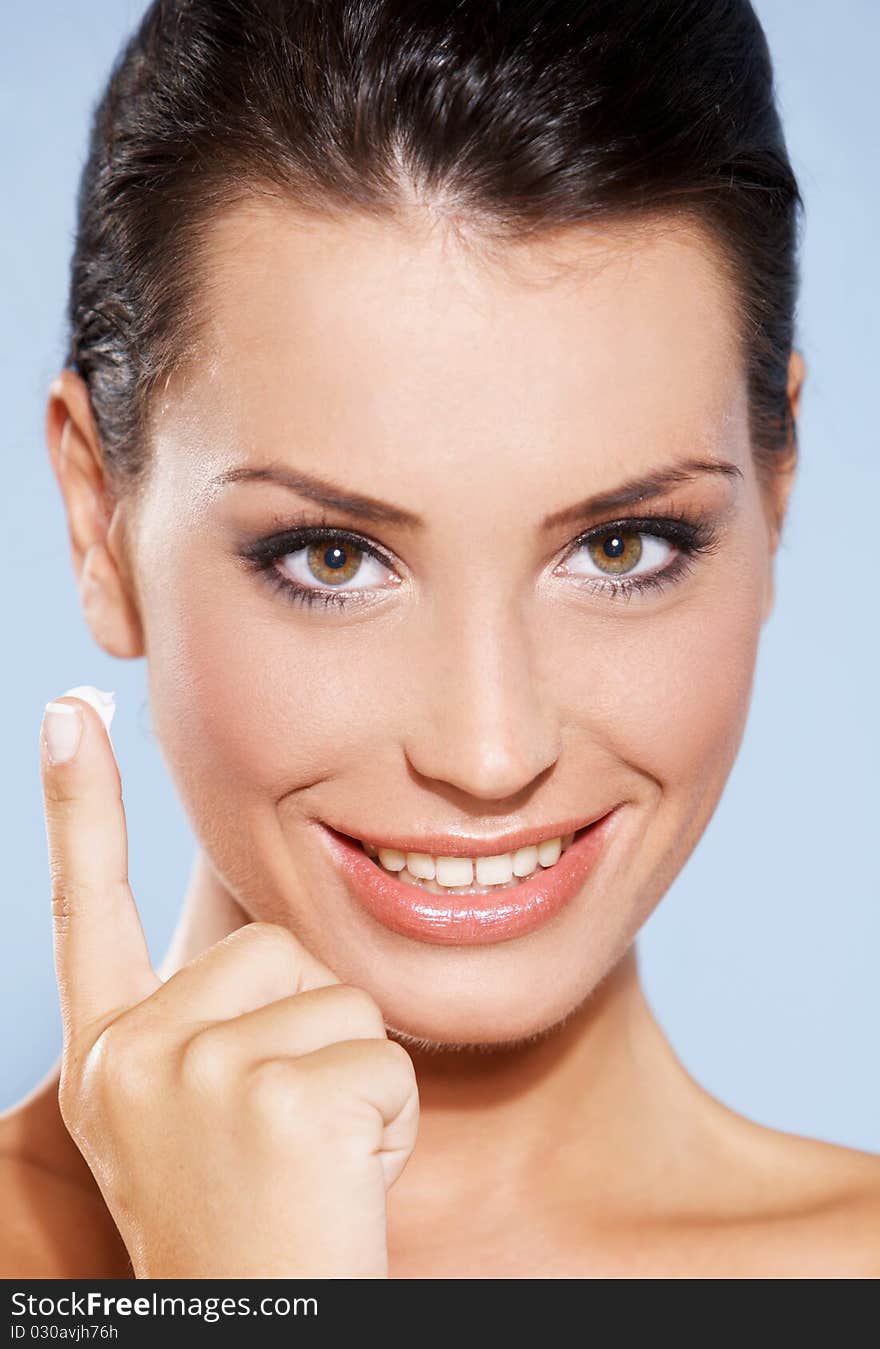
[66,0,804,499]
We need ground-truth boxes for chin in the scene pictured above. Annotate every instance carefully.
[359,961,604,1056]
[383,1007,579,1057]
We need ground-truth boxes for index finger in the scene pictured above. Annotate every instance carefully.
[40,687,159,1048]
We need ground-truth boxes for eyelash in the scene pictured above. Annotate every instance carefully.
[237,507,722,612]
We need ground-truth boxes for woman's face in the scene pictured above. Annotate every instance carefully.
[123,201,784,1047]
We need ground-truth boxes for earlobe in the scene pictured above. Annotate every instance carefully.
[79,539,145,659]
[787,348,806,424]
[45,369,146,660]
[761,348,805,565]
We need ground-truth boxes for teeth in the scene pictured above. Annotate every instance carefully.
[436,855,474,886]
[377,847,406,870]
[397,866,524,895]
[364,831,579,891]
[475,853,513,885]
[512,845,539,878]
[406,852,436,880]
[398,870,447,894]
[537,836,562,866]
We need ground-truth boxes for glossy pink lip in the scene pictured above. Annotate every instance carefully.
[316,808,621,946]
[328,810,608,859]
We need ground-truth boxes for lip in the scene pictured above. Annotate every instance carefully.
[316,807,621,946]
[323,810,610,859]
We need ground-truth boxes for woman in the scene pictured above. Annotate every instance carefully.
[3,0,878,1278]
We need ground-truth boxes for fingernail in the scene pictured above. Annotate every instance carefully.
[42,703,83,764]
[61,685,116,735]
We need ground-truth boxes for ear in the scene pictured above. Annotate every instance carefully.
[45,369,145,658]
[762,349,806,624]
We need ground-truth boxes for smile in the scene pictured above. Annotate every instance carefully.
[357,829,580,895]
[316,809,622,946]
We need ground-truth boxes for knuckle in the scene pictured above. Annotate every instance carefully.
[56,1061,84,1133]
[240,921,300,962]
[85,1016,151,1103]
[48,876,130,927]
[381,1037,418,1083]
[334,983,385,1034]
[56,1019,108,1126]
[178,1027,230,1093]
[246,1059,312,1130]
[42,781,81,809]
[240,921,309,982]
[48,877,95,926]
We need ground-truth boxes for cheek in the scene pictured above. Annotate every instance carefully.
[591,550,766,798]
[628,591,759,788]
[142,555,397,801]
[549,529,768,806]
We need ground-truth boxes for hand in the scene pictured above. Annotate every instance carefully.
[39,692,419,1278]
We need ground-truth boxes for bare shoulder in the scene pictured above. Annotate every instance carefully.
[724,1118,880,1277]
[0,1153,129,1278]
[790,1133,880,1246]
[0,1154,79,1276]
[0,1103,130,1278]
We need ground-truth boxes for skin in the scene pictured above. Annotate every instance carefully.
[2,200,879,1277]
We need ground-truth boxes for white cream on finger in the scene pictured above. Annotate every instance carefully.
[61,686,117,758]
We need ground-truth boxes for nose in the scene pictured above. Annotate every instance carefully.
[400,593,561,803]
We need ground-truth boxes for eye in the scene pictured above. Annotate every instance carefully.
[279,536,391,591]
[238,524,400,611]
[567,526,673,579]
[555,514,720,602]
[239,509,721,614]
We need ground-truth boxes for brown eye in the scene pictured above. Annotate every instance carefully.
[306,540,364,586]
[271,531,396,597]
[586,529,643,575]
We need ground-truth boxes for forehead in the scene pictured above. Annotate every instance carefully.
[157,199,744,489]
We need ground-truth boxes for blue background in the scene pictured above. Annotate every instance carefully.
[2,2,877,1150]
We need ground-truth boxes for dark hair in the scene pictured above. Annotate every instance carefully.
[67,0,803,503]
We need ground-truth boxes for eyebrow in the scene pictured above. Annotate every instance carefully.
[541,456,743,529]
[210,455,743,530]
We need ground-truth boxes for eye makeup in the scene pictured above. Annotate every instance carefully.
[234,503,724,613]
